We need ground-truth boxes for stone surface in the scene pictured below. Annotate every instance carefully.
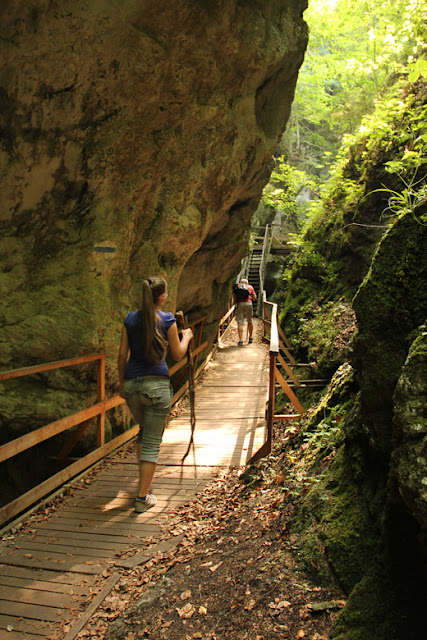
[392,326,427,529]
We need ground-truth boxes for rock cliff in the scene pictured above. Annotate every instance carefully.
[0,0,307,492]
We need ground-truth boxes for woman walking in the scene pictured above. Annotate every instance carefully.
[118,277,193,512]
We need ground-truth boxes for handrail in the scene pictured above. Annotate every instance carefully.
[258,224,274,315]
[237,255,250,282]
[216,298,236,345]
[0,353,120,526]
[0,354,105,382]
[248,292,304,464]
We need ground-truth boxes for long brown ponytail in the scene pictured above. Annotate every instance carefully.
[141,277,168,363]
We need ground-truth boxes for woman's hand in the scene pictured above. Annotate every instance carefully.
[181,327,193,341]
[168,323,193,361]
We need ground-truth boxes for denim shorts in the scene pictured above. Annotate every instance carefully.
[122,376,172,463]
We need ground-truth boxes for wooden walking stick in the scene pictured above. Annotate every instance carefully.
[176,311,197,483]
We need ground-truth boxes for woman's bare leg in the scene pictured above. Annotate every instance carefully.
[138,461,156,497]
[136,443,156,496]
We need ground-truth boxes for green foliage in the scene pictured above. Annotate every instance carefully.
[368,171,427,224]
[299,300,357,376]
[408,56,427,82]
[276,77,427,381]
[281,0,427,175]
[261,157,319,231]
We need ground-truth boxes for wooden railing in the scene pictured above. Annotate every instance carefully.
[0,313,211,528]
[248,293,304,463]
[0,354,129,526]
[215,299,236,345]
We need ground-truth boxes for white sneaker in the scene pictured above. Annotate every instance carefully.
[134,493,157,512]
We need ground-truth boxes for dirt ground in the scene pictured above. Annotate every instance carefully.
[75,319,345,640]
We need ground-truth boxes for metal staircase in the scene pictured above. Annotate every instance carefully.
[237,224,274,316]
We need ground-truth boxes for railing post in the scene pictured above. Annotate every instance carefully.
[266,353,275,455]
[97,355,106,447]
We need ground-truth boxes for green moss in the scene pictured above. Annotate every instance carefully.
[331,572,400,640]
[292,448,379,593]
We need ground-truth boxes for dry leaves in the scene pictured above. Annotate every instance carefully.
[176,602,195,618]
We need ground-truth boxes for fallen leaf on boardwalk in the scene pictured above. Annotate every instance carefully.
[24,553,33,558]
[209,561,223,572]
[180,589,191,600]
[198,605,207,615]
[177,602,195,618]
[6,625,13,631]
[62,625,71,633]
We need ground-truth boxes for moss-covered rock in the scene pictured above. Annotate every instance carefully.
[391,325,427,537]
[292,447,380,593]
[288,365,379,593]
[352,209,427,457]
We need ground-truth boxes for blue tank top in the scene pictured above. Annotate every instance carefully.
[124,310,176,379]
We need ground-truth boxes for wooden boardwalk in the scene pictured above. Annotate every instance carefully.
[0,332,268,640]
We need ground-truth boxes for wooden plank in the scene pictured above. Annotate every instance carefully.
[56,419,93,460]
[279,339,297,365]
[6,541,116,559]
[277,352,300,386]
[278,324,292,349]
[274,367,304,415]
[0,396,125,465]
[0,552,104,574]
[0,585,74,609]
[0,600,73,623]
[96,358,106,448]
[0,566,97,586]
[269,305,279,355]
[0,354,104,382]
[115,534,185,568]
[0,575,87,596]
[0,629,44,639]
[22,531,137,551]
[62,573,120,640]
[0,615,52,636]
[33,521,161,537]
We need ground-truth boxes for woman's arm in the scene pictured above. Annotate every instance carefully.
[167,323,193,361]
[117,326,129,396]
